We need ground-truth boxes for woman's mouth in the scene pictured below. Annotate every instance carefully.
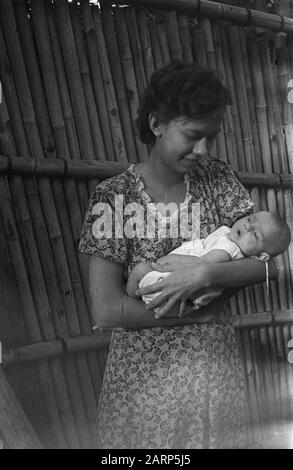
[183,156,198,164]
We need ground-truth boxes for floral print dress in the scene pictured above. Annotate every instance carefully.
[79,157,254,449]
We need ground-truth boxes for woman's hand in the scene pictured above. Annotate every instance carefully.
[136,264,211,318]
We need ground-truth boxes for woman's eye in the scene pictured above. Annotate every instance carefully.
[186,134,200,141]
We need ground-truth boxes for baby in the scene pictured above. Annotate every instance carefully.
[127,211,291,313]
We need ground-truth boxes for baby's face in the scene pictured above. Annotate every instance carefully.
[229,212,276,257]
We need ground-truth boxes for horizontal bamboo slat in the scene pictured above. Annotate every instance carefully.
[2,333,112,366]
[2,308,293,367]
[114,0,293,34]
[1,154,293,189]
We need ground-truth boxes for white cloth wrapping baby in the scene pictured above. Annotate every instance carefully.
[139,226,244,312]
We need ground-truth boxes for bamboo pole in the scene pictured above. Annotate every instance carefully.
[0,0,97,448]
[136,8,155,81]
[69,2,106,163]
[238,28,262,172]
[274,33,293,173]
[125,6,147,103]
[199,17,227,163]
[1,308,293,367]
[192,26,207,67]
[53,0,96,162]
[190,22,217,159]
[246,33,280,311]
[113,6,150,161]
[166,11,183,61]
[156,11,171,66]
[274,32,293,308]
[218,24,246,171]
[147,12,165,69]
[28,0,102,446]
[2,154,293,187]
[0,13,73,449]
[178,13,194,63]
[68,4,115,163]
[234,27,285,378]
[0,177,66,448]
[257,34,288,312]
[67,1,101,194]
[49,0,107,403]
[257,33,287,174]
[0,198,66,445]
[44,0,90,216]
[217,23,248,319]
[0,0,82,338]
[0,367,43,449]
[227,26,256,173]
[211,22,238,169]
[113,0,293,34]
[2,333,112,366]
[237,329,263,445]
[251,161,285,437]
[99,1,139,163]
[89,3,128,163]
[27,0,91,327]
[234,26,267,319]
[0,157,51,447]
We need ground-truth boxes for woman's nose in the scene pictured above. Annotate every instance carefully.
[192,137,208,157]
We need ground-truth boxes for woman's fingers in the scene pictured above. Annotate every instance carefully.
[135,279,165,297]
[178,299,186,318]
[154,296,181,318]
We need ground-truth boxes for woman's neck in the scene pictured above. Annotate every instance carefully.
[141,149,184,188]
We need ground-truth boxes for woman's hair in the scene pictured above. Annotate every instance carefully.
[136,61,232,145]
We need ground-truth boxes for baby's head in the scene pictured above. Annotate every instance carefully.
[229,211,291,259]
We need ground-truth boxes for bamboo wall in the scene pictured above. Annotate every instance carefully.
[0,0,293,448]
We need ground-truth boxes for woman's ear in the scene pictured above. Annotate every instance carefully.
[255,252,270,262]
[149,112,162,138]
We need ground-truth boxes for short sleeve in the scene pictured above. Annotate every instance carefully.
[205,235,242,260]
[211,160,254,227]
[79,183,128,267]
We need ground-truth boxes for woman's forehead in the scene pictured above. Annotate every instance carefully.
[174,113,223,131]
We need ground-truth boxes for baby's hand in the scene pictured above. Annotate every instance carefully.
[151,254,199,272]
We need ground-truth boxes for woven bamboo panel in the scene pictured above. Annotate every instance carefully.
[0,0,292,448]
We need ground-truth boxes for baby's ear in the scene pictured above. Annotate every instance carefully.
[255,252,270,262]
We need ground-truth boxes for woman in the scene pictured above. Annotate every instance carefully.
[79,62,277,448]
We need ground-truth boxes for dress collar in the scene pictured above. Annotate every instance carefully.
[127,163,192,206]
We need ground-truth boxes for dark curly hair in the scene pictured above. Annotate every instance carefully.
[136,62,232,145]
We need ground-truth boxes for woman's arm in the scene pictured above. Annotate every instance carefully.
[154,250,231,269]
[136,257,278,317]
[89,256,223,330]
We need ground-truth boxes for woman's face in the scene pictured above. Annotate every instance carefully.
[152,108,224,174]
